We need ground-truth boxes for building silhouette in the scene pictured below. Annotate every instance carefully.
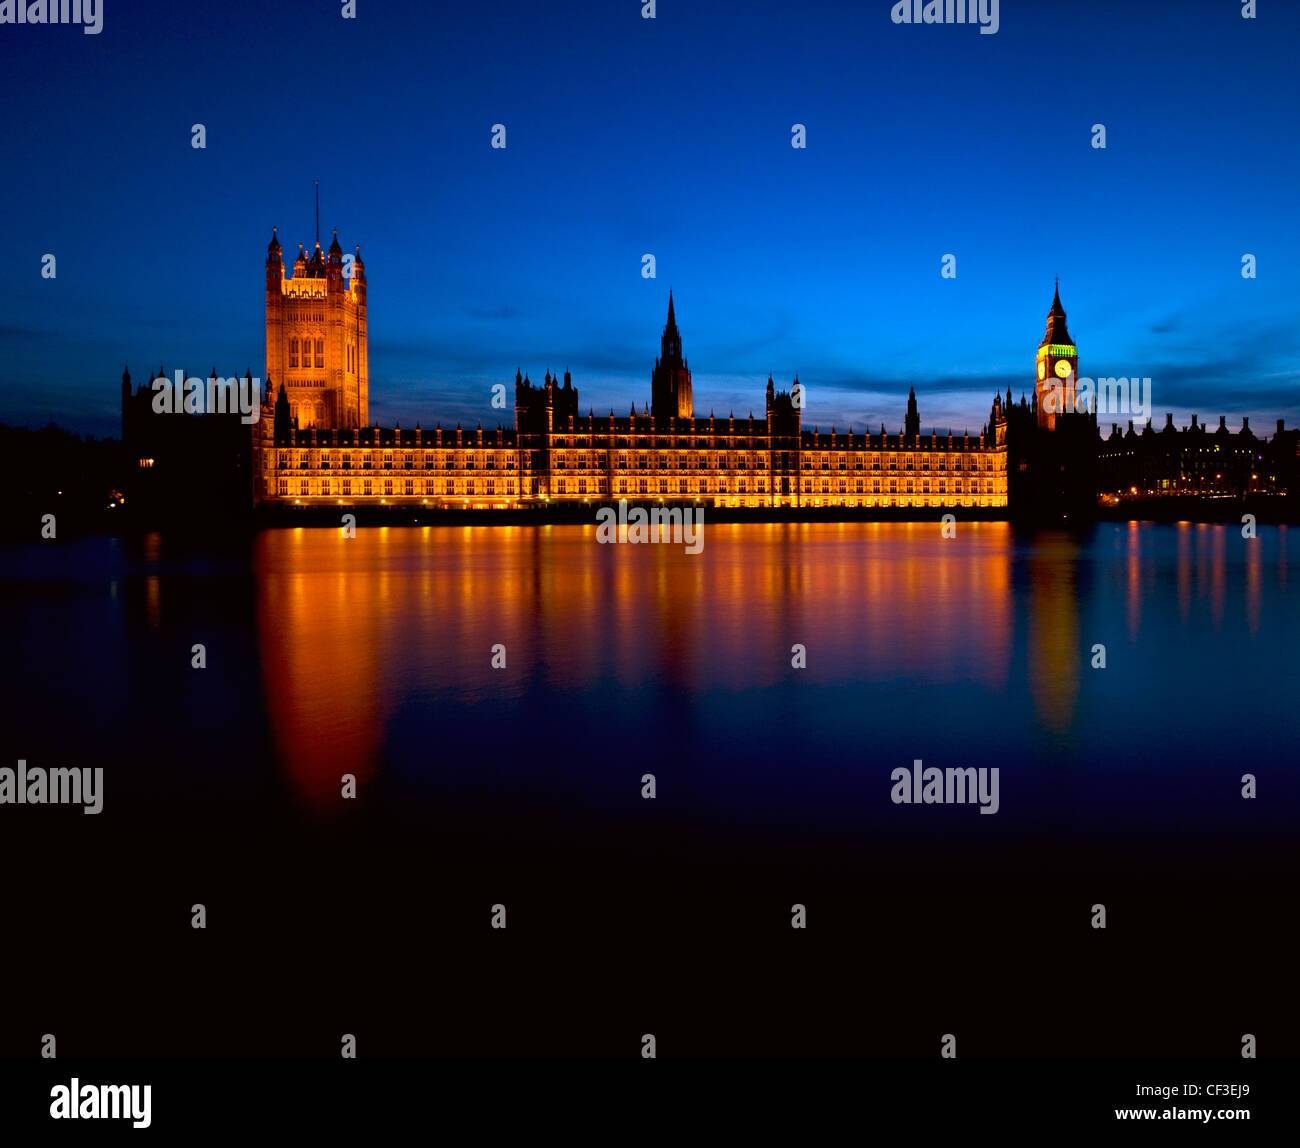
[1097,414,1297,498]
[120,365,254,515]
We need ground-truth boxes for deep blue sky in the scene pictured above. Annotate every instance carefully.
[2,0,1296,438]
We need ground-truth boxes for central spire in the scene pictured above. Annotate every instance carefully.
[652,290,693,419]
[660,289,682,366]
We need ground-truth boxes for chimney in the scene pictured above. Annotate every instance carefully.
[1127,420,1134,434]
[1190,414,1198,430]
[1219,416,1226,430]
[1278,419,1285,434]
[1111,423,1119,437]
[1242,417,1250,432]
[1165,412,1174,428]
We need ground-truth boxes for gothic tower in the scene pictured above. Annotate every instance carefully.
[651,290,693,420]
[264,194,369,429]
[1035,280,1078,431]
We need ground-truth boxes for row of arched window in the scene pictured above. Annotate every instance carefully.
[289,338,325,368]
[287,339,362,373]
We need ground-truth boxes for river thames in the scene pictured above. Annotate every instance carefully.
[1,522,1293,1057]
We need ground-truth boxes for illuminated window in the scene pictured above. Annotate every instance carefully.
[289,339,298,368]
[315,339,325,367]
[384,479,393,496]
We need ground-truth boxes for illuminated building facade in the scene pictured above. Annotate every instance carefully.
[264,224,369,431]
[116,244,1298,515]
[254,287,1009,510]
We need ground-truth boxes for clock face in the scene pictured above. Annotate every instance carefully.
[1037,361,1046,380]
[1054,358,1073,379]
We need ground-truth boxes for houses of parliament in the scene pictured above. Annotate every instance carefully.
[241,226,1011,510]
[116,219,1299,517]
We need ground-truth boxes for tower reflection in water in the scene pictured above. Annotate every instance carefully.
[250,521,1282,814]
[253,523,1018,805]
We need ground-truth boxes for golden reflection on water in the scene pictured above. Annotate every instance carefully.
[253,523,1017,803]
[246,521,1278,804]
[1025,533,1080,736]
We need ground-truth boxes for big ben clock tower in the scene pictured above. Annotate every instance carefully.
[1035,279,1077,431]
